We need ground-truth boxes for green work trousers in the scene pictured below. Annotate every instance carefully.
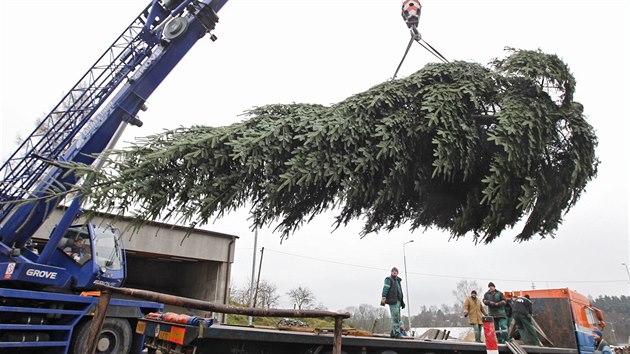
[471,323,483,342]
[388,302,401,338]
[493,317,509,343]
[513,312,540,345]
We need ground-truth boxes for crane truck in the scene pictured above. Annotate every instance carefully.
[0,0,227,353]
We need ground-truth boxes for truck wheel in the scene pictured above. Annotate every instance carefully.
[70,318,133,354]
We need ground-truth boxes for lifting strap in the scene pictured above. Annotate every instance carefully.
[392,31,449,79]
[394,0,449,79]
[393,36,415,80]
[417,36,449,64]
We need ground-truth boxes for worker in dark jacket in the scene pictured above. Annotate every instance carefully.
[512,295,541,345]
[483,282,509,343]
[380,267,405,338]
[505,295,514,331]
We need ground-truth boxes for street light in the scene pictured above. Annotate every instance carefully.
[403,240,414,333]
[622,262,630,294]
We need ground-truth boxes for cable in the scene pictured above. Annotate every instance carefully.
[266,248,385,271]
[417,38,449,64]
[393,36,415,80]
[262,248,628,285]
[392,29,449,80]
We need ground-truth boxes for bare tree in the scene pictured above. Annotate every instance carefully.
[287,286,316,310]
[229,279,279,308]
[257,280,280,308]
[229,283,250,305]
[452,280,483,307]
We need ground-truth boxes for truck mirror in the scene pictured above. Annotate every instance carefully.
[594,309,604,322]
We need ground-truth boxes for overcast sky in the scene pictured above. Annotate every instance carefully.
[1,1,628,313]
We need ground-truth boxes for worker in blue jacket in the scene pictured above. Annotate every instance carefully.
[380,267,405,338]
[592,329,613,354]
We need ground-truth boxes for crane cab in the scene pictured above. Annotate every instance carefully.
[1,223,125,292]
[50,223,126,290]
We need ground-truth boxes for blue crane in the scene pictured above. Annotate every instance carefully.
[0,1,227,352]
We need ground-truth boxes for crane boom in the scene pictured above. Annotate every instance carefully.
[0,0,225,250]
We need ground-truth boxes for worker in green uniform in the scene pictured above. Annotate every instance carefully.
[483,282,509,343]
[512,295,541,345]
[380,267,405,338]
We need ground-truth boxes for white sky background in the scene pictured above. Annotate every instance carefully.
[1,1,629,313]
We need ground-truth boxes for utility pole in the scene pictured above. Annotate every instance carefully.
[253,247,265,307]
[248,229,258,326]
[403,240,414,332]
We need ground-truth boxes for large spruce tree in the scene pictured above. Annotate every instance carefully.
[68,49,598,243]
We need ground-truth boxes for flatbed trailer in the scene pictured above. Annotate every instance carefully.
[136,318,579,354]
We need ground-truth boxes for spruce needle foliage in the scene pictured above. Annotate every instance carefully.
[73,48,598,243]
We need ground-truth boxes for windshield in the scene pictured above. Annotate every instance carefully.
[92,225,123,270]
[58,225,92,265]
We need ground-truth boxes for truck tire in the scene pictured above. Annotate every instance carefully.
[69,318,133,354]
